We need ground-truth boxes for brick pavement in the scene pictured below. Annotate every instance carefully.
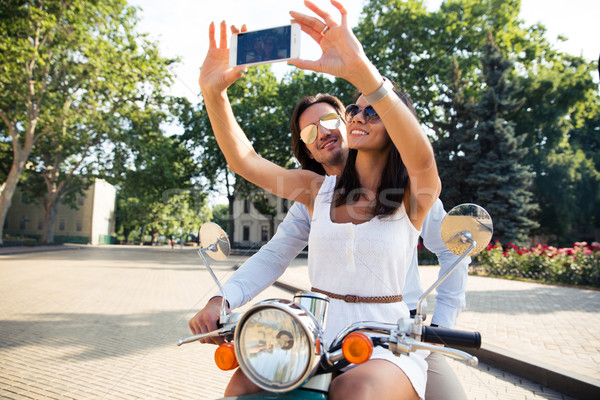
[0,246,594,399]
[0,246,288,400]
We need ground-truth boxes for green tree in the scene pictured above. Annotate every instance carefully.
[512,51,600,242]
[161,191,212,244]
[115,196,144,243]
[0,0,173,244]
[355,0,598,244]
[211,203,230,236]
[464,32,537,244]
[534,141,600,245]
[114,130,201,245]
[431,57,478,208]
[0,140,10,184]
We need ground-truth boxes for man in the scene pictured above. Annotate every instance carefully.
[190,94,469,400]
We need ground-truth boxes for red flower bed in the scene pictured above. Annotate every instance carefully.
[473,241,600,287]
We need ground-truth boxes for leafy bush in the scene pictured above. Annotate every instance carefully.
[473,241,600,287]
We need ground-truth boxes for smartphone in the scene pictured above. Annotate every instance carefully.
[230,24,301,67]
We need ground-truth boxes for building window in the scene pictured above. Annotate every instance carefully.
[21,193,29,203]
[38,219,43,230]
[76,220,83,232]
[243,199,250,213]
[261,225,269,242]
[78,196,84,206]
[243,226,250,241]
[20,217,27,230]
[59,219,66,231]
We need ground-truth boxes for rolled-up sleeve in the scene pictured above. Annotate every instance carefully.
[421,200,471,328]
[221,202,311,309]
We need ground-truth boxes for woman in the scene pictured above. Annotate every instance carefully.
[199,1,441,398]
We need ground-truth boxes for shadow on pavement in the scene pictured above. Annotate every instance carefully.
[0,309,194,361]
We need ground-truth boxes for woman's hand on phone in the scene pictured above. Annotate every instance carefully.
[288,0,380,93]
[199,21,247,96]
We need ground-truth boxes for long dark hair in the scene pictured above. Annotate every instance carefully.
[290,94,345,175]
[334,84,418,217]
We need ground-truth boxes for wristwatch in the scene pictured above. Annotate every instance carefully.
[364,77,394,105]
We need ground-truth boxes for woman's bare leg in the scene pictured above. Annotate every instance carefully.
[329,360,419,400]
[224,369,262,397]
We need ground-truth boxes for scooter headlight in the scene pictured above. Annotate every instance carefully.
[234,300,322,392]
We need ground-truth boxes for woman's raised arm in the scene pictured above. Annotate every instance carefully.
[289,0,440,225]
[199,21,320,209]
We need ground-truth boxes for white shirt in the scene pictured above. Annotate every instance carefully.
[221,199,470,328]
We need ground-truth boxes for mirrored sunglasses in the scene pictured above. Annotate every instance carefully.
[345,104,380,123]
[300,113,341,145]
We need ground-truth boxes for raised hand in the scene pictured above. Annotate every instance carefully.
[199,21,248,96]
[288,0,379,91]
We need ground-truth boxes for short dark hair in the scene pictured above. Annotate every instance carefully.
[290,94,345,175]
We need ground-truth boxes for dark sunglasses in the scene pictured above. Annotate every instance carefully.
[300,113,341,145]
[345,104,380,123]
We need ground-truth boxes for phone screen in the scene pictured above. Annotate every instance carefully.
[235,26,292,65]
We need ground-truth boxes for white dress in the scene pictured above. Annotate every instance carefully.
[308,175,428,399]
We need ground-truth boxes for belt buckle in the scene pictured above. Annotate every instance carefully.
[344,294,359,303]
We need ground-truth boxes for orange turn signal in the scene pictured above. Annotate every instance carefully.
[214,342,238,370]
[342,332,373,365]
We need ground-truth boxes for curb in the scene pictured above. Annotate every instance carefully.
[0,244,85,256]
[275,278,600,400]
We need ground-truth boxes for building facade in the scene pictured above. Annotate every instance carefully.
[4,179,117,245]
[232,191,289,248]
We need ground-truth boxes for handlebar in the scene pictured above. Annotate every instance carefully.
[321,320,481,368]
[177,325,234,346]
[422,326,481,349]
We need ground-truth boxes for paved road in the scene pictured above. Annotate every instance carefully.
[0,246,595,399]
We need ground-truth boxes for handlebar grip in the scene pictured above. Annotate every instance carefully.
[422,326,481,349]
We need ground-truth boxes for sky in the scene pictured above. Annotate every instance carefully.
[129,0,599,104]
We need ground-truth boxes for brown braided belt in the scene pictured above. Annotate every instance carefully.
[311,287,403,304]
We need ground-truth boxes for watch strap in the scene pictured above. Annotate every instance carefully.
[364,77,394,104]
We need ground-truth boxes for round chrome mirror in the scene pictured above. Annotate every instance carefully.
[199,222,230,261]
[441,204,493,256]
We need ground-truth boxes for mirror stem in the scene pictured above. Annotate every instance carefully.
[198,249,229,325]
[416,234,476,317]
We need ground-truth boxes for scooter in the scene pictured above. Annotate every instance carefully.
[178,203,493,399]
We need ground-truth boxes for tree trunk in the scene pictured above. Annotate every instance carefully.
[225,171,235,245]
[123,228,131,244]
[228,194,235,246]
[39,162,62,244]
[0,154,30,245]
[41,199,59,244]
